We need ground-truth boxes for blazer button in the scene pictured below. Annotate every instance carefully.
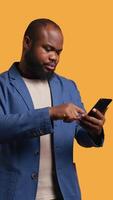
[34,150,39,155]
[39,130,44,135]
[32,132,37,137]
[31,172,38,180]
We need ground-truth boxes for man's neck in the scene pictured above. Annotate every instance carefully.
[17,61,35,79]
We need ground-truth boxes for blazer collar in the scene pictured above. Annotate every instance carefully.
[8,62,63,110]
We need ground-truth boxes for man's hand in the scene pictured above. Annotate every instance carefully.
[79,108,105,136]
[49,103,85,122]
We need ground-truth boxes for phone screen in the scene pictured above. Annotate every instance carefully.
[88,98,112,117]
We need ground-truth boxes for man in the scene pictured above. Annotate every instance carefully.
[0,19,105,200]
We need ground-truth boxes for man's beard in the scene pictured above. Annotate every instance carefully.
[24,50,54,81]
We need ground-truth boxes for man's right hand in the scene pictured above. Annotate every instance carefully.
[49,103,86,122]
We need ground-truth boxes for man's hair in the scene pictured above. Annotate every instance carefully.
[24,18,62,40]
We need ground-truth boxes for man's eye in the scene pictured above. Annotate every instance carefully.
[57,51,61,55]
[45,47,51,52]
[56,50,61,56]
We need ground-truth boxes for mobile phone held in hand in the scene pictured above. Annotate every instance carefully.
[88,98,112,117]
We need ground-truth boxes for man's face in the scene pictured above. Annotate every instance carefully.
[24,25,63,80]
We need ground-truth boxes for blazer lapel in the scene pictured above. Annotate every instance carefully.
[8,63,63,110]
[8,62,34,110]
[49,74,64,107]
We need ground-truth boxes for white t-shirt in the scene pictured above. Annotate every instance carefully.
[23,78,56,200]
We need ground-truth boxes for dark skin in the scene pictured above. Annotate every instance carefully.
[19,25,63,79]
[18,24,105,137]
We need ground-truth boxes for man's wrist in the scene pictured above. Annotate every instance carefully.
[88,128,104,145]
[49,107,54,119]
[49,107,57,120]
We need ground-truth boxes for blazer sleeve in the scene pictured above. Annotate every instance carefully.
[69,80,104,147]
[0,107,53,143]
[0,81,53,143]
[75,125,104,147]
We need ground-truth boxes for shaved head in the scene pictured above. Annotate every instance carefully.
[24,18,62,42]
[19,18,63,80]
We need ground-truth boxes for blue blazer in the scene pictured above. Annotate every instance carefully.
[0,63,104,200]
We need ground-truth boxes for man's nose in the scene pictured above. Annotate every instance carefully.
[49,52,58,62]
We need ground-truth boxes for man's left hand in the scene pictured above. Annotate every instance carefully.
[79,108,105,136]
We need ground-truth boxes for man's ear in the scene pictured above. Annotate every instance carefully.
[23,36,32,50]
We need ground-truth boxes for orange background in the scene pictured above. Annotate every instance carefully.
[0,0,113,199]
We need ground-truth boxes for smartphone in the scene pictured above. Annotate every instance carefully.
[88,98,112,117]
